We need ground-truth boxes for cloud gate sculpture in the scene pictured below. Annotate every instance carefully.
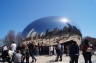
[22,16,82,45]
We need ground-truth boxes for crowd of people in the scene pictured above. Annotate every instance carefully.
[0,39,94,63]
[1,41,37,63]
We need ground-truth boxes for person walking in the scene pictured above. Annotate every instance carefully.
[69,40,79,63]
[81,39,93,63]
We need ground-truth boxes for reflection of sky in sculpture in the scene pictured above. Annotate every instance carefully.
[22,16,73,37]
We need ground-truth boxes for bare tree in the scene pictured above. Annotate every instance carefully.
[4,30,16,46]
[16,32,23,46]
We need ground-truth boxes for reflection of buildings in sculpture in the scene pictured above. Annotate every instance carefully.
[24,32,82,46]
[24,26,82,46]
[22,16,82,46]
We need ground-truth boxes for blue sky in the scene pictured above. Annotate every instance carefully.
[0,0,96,38]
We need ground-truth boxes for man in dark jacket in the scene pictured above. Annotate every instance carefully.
[69,40,79,63]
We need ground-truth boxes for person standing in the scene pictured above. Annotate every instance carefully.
[55,41,63,62]
[49,45,54,56]
[14,50,22,63]
[69,40,79,63]
[35,44,39,56]
[10,41,17,62]
[10,41,17,52]
[3,45,8,51]
[25,46,30,63]
[2,45,11,63]
[81,39,93,63]
[8,49,14,62]
[20,43,26,63]
[28,41,37,62]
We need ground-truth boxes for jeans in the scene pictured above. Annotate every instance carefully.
[56,54,62,61]
[29,51,36,62]
[70,55,79,63]
[83,53,92,63]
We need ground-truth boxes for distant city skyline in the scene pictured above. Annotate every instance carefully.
[0,0,96,38]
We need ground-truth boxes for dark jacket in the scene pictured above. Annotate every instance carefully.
[69,44,79,55]
[28,43,36,53]
[55,44,63,55]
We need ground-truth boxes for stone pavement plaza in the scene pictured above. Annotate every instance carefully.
[31,54,96,63]
[1,54,96,63]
